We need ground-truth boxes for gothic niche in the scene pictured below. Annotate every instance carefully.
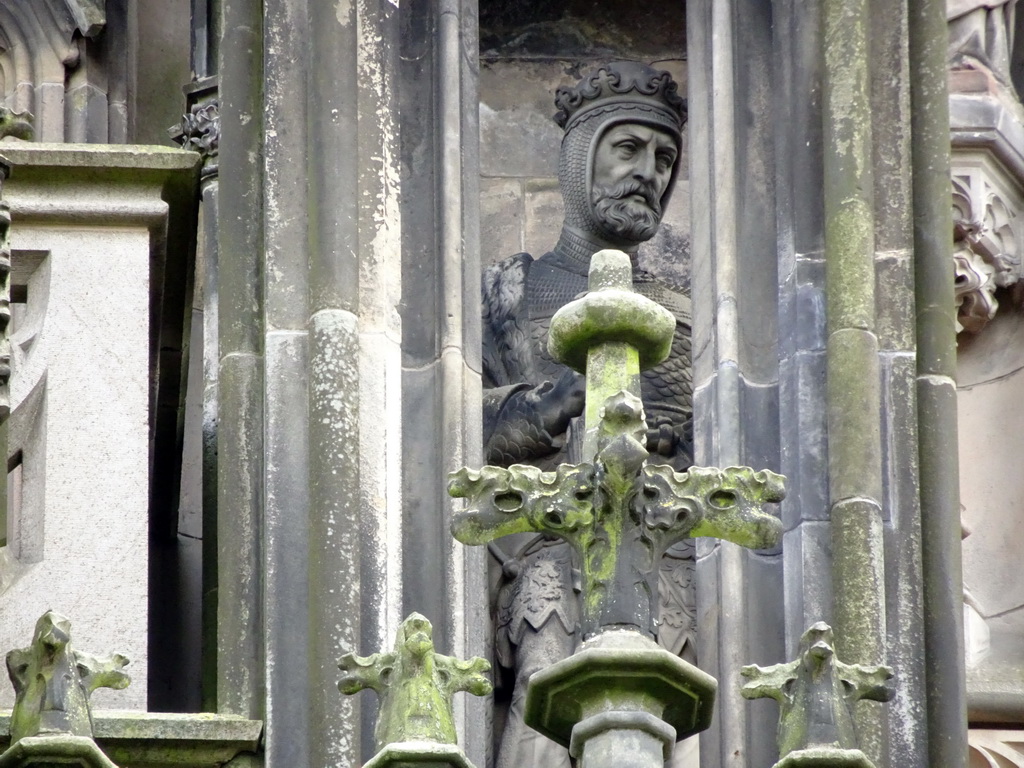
[951,155,1024,334]
[0,0,128,143]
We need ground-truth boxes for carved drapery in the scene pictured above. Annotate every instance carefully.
[947,0,1018,84]
[951,154,1024,333]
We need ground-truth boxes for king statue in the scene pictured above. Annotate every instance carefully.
[481,61,697,768]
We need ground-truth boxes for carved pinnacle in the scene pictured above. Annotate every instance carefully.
[339,613,491,752]
[741,622,894,761]
[6,611,130,744]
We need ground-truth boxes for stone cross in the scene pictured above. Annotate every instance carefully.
[450,249,785,640]
[6,611,130,744]
[338,612,491,752]
[741,622,894,765]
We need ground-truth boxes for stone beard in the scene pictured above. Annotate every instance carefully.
[480,62,698,768]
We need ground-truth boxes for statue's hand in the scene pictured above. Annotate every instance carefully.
[534,369,585,437]
[645,414,693,461]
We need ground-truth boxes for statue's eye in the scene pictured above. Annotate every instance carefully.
[656,152,675,172]
[616,141,637,156]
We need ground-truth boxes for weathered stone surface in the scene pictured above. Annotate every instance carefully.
[779,351,829,529]
[0,145,198,709]
[480,179,524,266]
[263,332,310,767]
[479,2,685,59]
[547,250,676,374]
[521,178,563,264]
[782,523,833,650]
[0,734,118,768]
[363,741,477,768]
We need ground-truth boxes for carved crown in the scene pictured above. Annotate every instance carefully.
[553,61,687,133]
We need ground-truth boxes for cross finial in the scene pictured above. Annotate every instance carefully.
[339,613,491,752]
[450,249,785,639]
[6,611,130,744]
[741,622,894,763]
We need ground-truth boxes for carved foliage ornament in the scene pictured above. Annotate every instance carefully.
[741,622,894,764]
[171,100,220,177]
[952,165,1023,333]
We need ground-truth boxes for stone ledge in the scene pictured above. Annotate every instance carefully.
[0,143,201,173]
[950,90,1024,182]
[0,712,263,768]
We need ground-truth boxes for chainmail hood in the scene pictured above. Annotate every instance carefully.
[554,62,688,249]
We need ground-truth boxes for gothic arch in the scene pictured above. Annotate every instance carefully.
[0,1,129,143]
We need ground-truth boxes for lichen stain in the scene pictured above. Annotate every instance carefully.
[336,0,352,26]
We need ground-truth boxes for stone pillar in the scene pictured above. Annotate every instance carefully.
[398,1,489,763]
[216,0,265,749]
[169,74,221,713]
[687,2,784,765]
[211,1,485,765]
[687,1,957,766]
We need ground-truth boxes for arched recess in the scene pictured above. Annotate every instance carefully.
[0,0,130,143]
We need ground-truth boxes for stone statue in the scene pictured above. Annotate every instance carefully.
[741,622,894,766]
[481,61,694,768]
[6,611,130,744]
[948,0,1019,82]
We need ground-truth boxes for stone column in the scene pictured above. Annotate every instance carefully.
[912,0,966,763]
[687,2,785,766]
[687,1,957,766]
[216,0,265,746]
[398,1,489,763]
[261,0,312,765]
[211,2,485,764]
[157,75,221,713]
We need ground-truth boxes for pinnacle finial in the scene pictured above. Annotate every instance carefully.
[741,622,894,766]
[6,611,130,744]
[339,613,491,752]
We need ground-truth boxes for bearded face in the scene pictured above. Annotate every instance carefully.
[589,123,677,245]
[591,178,664,242]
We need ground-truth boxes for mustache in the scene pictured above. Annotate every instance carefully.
[591,180,663,216]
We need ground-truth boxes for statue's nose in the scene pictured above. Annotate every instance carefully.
[632,150,656,183]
